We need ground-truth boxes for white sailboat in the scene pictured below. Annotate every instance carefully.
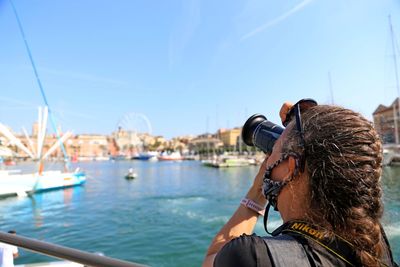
[0,107,86,198]
[157,151,183,161]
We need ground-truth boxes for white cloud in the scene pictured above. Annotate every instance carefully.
[241,0,315,41]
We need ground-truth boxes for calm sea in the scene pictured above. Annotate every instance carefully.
[0,161,399,266]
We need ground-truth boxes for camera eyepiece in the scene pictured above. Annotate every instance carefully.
[241,114,284,154]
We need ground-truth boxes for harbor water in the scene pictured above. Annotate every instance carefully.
[0,160,399,266]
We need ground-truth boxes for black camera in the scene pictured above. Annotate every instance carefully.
[241,114,284,154]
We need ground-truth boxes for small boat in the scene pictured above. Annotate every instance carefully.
[131,151,158,161]
[125,168,137,180]
[4,159,16,166]
[157,151,183,161]
[202,156,253,168]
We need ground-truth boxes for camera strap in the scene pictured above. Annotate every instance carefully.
[269,220,392,267]
[278,220,358,266]
[264,204,358,265]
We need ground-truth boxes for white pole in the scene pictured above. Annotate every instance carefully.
[0,123,35,159]
[37,106,48,159]
[22,126,36,157]
[41,132,72,161]
[40,106,48,157]
[41,106,48,139]
[37,106,42,157]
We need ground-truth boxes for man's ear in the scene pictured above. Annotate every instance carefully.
[279,102,294,125]
[288,156,297,177]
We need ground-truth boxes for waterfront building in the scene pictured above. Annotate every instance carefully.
[139,133,156,150]
[155,136,166,145]
[218,127,242,150]
[67,134,109,159]
[111,127,142,156]
[188,133,223,155]
[164,135,194,153]
[1,121,257,159]
[2,130,110,160]
[373,98,400,144]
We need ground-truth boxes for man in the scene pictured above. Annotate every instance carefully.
[0,230,19,267]
[203,101,397,266]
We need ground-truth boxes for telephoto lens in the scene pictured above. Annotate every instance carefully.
[241,114,284,154]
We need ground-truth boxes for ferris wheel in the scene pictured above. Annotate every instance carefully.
[116,112,153,135]
[114,113,153,151]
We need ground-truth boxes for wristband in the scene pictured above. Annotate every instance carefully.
[240,198,265,216]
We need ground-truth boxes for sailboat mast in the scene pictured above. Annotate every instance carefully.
[9,0,70,169]
[328,72,334,105]
[389,15,400,144]
[206,116,210,157]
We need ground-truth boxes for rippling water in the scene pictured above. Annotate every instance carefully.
[0,161,399,266]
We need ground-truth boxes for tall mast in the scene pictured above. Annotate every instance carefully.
[206,116,210,158]
[389,15,400,144]
[10,0,70,170]
[328,72,334,104]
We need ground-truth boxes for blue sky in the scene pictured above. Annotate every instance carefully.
[0,0,400,139]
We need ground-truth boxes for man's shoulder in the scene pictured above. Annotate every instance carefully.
[225,233,268,250]
[214,234,272,267]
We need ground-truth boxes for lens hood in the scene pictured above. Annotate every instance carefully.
[241,114,267,146]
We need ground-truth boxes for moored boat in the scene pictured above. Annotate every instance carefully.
[202,156,253,168]
[0,107,86,199]
[125,168,138,180]
[157,151,183,161]
[0,169,86,198]
[132,151,158,161]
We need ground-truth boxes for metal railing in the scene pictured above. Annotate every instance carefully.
[0,231,148,267]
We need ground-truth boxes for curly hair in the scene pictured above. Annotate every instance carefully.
[282,105,384,266]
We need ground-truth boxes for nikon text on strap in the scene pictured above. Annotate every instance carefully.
[281,221,358,266]
[264,219,395,267]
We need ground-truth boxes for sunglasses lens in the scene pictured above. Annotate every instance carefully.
[299,99,317,111]
[283,99,317,126]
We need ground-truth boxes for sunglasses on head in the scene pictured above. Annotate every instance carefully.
[282,98,318,127]
[282,98,318,172]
